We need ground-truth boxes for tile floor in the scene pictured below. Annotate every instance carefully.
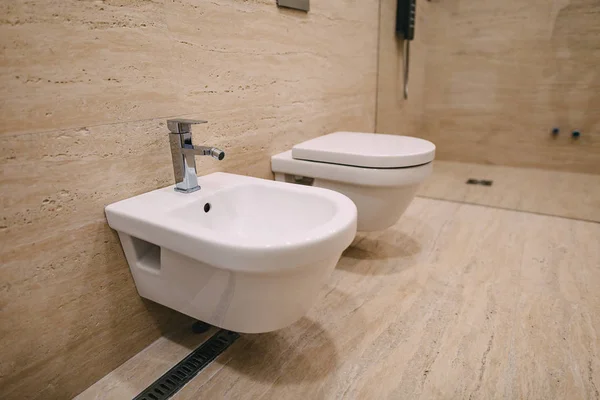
[76,162,600,400]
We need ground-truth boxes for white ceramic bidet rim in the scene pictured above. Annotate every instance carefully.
[105,172,357,332]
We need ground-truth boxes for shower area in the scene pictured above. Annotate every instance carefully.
[376,0,600,222]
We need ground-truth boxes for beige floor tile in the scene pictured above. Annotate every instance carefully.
[74,325,216,400]
[78,196,600,400]
[418,160,600,222]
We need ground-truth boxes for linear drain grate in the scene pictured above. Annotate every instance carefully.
[466,179,493,186]
[134,329,240,400]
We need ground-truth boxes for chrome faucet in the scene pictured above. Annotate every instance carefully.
[167,118,225,193]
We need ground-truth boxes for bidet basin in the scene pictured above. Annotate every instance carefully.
[105,172,357,332]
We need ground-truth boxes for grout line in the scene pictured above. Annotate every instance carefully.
[416,195,600,225]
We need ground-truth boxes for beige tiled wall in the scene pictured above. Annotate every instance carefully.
[0,1,379,398]
[376,0,426,136]
[377,0,600,174]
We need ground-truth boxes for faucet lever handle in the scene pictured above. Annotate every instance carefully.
[167,119,208,134]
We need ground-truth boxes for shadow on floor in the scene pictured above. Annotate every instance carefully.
[145,305,214,350]
[218,317,338,384]
[337,229,422,276]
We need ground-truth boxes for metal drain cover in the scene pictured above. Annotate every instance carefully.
[133,329,240,400]
[466,179,493,186]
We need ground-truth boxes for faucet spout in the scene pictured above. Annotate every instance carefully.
[182,145,225,160]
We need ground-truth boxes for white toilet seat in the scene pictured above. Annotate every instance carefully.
[292,131,435,168]
[272,150,432,187]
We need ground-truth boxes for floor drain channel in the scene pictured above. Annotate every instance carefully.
[466,179,493,186]
[133,329,240,400]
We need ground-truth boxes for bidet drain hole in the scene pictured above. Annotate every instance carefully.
[204,203,211,212]
[133,329,240,400]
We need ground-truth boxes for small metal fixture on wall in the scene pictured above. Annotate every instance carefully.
[277,0,309,12]
[396,0,416,99]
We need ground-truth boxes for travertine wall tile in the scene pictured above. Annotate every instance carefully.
[167,0,378,110]
[0,0,175,134]
[0,0,378,135]
[376,0,600,173]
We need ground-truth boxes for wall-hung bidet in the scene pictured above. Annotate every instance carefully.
[105,120,357,333]
[271,132,435,231]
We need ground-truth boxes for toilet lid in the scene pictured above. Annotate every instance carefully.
[292,132,436,168]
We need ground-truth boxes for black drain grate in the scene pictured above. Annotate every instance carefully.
[466,179,493,186]
[133,329,240,400]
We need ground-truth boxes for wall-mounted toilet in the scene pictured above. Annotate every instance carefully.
[271,132,435,231]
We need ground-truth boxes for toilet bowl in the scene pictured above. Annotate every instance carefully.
[271,132,435,231]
